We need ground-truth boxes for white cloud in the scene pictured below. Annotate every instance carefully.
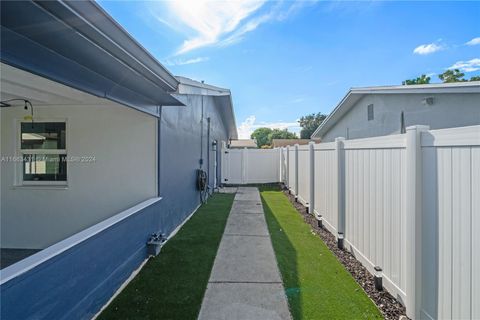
[218,11,272,47]
[169,0,266,54]
[218,1,318,49]
[466,37,480,46]
[163,56,209,66]
[448,58,480,72]
[148,0,313,55]
[413,43,443,55]
[238,115,257,139]
[237,115,300,139]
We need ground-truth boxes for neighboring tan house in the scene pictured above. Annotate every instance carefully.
[311,82,480,142]
[230,139,258,148]
[272,139,316,148]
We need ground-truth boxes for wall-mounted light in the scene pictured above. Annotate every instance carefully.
[0,98,34,126]
[337,232,344,250]
[374,266,383,291]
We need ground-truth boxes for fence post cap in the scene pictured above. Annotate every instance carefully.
[335,137,346,142]
[308,141,316,145]
[406,125,430,132]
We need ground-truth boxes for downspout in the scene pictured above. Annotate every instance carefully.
[200,94,204,169]
[157,105,162,196]
[198,90,208,203]
[207,117,211,194]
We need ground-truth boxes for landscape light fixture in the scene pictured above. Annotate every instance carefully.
[337,232,344,250]
[374,266,383,291]
[316,214,323,229]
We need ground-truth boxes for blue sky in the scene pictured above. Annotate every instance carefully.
[98,1,480,138]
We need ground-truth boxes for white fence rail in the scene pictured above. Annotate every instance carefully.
[281,125,480,320]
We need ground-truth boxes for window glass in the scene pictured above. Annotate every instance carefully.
[20,122,67,183]
[23,154,67,181]
[21,122,66,150]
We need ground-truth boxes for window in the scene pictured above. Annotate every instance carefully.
[19,122,67,184]
[367,104,374,121]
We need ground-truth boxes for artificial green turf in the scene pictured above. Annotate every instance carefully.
[260,187,383,320]
[98,193,235,320]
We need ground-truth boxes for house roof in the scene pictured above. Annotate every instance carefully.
[230,140,257,148]
[0,0,183,116]
[176,76,231,96]
[311,82,480,139]
[175,76,238,140]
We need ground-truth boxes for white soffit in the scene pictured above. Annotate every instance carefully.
[0,63,118,107]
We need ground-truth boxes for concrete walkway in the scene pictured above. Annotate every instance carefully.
[198,187,291,320]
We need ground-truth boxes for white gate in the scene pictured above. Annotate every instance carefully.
[221,147,280,184]
[221,148,244,184]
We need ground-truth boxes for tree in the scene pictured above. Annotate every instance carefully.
[299,112,327,139]
[402,74,431,85]
[250,127,297,147]
[250,127,272,148]
[438,69,466,83]
[268,128,297,142]
[470,76,480,81]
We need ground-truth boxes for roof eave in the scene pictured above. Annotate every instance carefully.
[174,77,238,139]
[311,90,354,139]
[0,0,184,115]
[61,1,179,91]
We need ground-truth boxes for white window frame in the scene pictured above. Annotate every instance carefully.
[15,118,68,186]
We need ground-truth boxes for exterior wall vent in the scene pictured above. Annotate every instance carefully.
[367,104,374,121]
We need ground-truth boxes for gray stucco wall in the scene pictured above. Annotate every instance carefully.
[156,94,231,236]
[321,93,480,142]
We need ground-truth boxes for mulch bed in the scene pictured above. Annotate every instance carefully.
[282,188,408,320]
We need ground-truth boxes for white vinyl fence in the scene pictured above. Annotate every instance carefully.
[281,125,480,319]
[421,126,480,320]
[221,125,479,319]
